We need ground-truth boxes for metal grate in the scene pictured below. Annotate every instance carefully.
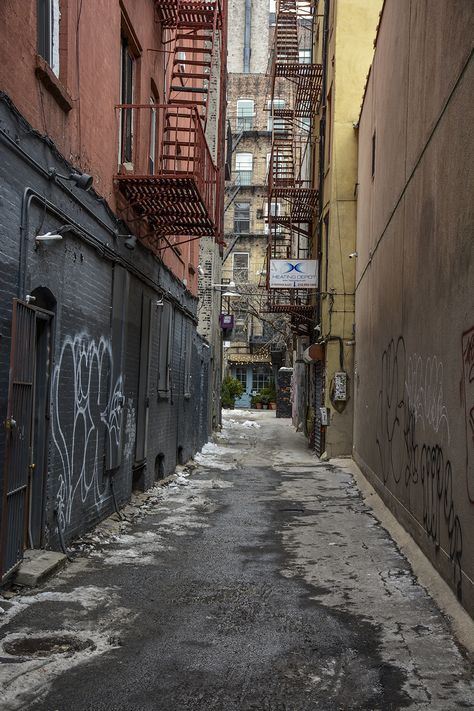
[1,300,36,580]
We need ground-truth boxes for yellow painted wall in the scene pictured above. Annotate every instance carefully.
[319,0,382,456]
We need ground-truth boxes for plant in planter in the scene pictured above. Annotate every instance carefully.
[259,383,277,410]
[251,393,263,409]
[221,375,244,409]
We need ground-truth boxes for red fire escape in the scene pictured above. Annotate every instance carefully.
[114,1,226,253]
[263,0,323,332]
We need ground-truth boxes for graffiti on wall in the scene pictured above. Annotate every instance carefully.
[52,334,124,531]
[462,327,474,502]
[123,398,136,463]
[376,337,463,599]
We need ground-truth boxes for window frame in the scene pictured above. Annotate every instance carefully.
[235,152,253,186]
[236,99,255,131]
[119,35,136,166]
[37,0,60,76]
[234,202,250,234]
[233,252,249,283]
[267,99,285,133]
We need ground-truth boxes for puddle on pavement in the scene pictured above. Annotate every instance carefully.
[3,634,95,659]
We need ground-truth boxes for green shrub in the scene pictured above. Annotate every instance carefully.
[259,383,276,405]
[221,376,244,408]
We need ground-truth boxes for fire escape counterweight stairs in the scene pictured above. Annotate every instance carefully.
[113,1,224,253]
[264,0,323,331]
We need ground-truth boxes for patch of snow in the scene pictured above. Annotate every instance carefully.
[241,420,261,429]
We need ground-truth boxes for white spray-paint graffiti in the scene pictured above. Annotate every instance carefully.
[405,353,450,443]
[123,398,136,463]
[52,333,124,531]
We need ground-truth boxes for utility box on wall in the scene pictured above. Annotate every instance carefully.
[333,372,348,402]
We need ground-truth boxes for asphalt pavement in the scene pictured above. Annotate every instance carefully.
[1,410,473,710]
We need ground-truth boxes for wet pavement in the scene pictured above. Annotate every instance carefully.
[1,411,473,710]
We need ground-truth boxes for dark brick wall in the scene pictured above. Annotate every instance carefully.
[0,97,212,557]
[277,367,293,419]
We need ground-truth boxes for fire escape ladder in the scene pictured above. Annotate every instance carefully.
[275,0,299,66]
[113,1,226,252]
[168,1,220,127]
[263,0,321,330]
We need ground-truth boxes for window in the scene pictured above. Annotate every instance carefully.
[234,310,248,340]
[235,152,253,186]
[266,152,272,179]
[299,49,312,65]
[234,202,250,234]
[252,367,271,392]
[158,301,173,395]
[235,367,247,390]
[233,252,249,283]
[120,36,134,164]
[236,99,254,131]
[176,51,186,73]
[264,202,281,233]
[149,94,158,174]
[267,99,286,132]
[37,0,60,75]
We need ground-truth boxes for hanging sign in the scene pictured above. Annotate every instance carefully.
[269,259,318,289]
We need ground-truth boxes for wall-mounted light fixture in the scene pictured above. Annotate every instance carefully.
[124,235,137,250]
[35,223,75,246]
[49,168,93,191]
[349,252,358,259]
[213,280,239,298]
[35,231,64,245]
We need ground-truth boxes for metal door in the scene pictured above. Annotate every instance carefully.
[1,300,37,580]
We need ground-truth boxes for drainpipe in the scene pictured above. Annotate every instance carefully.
[243,0,251,73]
[318,0,330,299]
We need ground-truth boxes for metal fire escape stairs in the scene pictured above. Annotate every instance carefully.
[263,0,322,331]
[168,1,221,127]
[114,0,224,252]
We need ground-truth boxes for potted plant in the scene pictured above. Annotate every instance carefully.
[259,383,276,410]
[221,375,244,409]
[251,393,262,409]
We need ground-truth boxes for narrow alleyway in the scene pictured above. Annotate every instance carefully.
[1,411,473,710]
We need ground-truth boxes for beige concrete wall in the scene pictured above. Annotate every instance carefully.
[227,0,270,74]
[355,0,474,616]
[318,0,382,456]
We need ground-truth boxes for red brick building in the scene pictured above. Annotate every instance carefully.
[0,0,227,579]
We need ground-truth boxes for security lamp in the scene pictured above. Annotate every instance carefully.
[49,168,93,191]
[35,232,64,244]
[35,223,75,246]
[212,280,236,289]
[349,252,358,259]
[124,235,137,250]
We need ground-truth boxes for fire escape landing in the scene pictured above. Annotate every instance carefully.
[264,0,322,332]
[114,1,224,253]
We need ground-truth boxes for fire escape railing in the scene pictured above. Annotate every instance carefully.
[113,0,226,254]
[114,104,217,246]
[263,0,322,332]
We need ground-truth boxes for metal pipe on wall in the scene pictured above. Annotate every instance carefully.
[243,0,251,73]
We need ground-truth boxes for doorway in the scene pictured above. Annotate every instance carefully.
[0,294,54,579]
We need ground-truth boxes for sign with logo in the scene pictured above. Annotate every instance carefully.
[269,259,318,289]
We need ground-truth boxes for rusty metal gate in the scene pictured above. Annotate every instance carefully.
[1,300,37,580]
